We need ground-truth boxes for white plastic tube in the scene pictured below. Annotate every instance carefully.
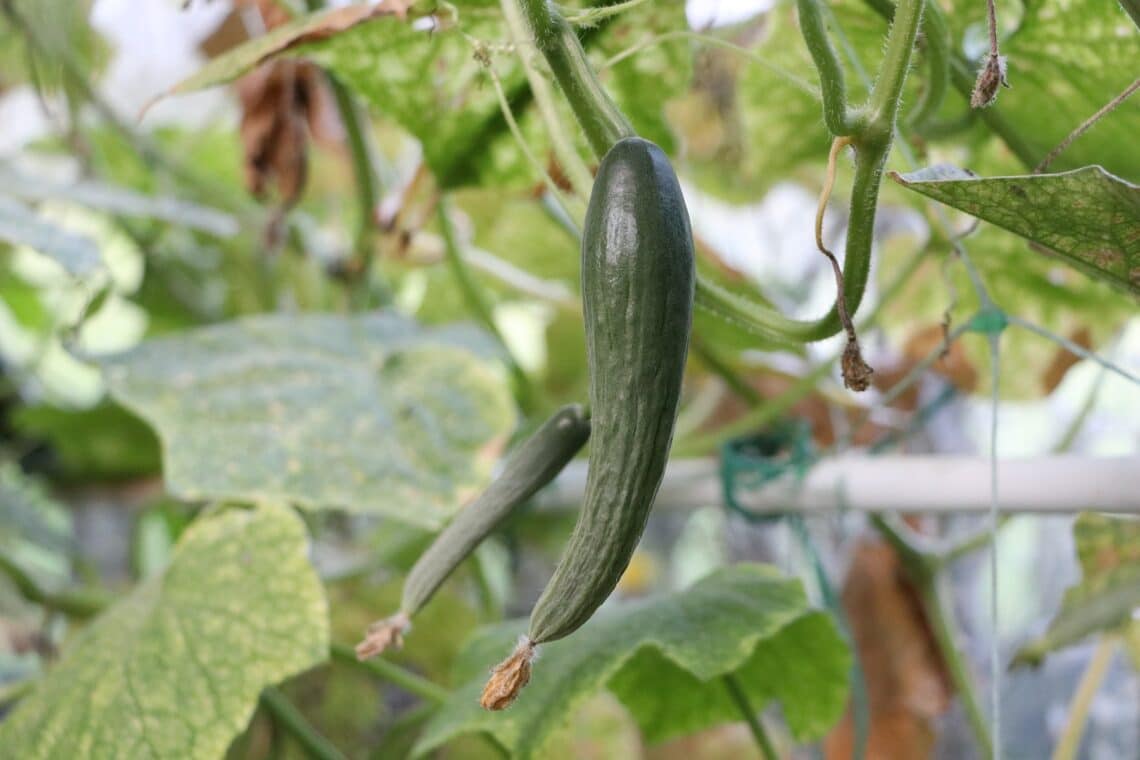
[536,456,1140,514]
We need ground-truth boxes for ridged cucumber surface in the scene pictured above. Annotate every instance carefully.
[528,137,694,644]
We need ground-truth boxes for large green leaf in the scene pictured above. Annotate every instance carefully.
[1013,513,1140,667]
[0,501,329,758]
[308,0,691,188]
[892,165,1140,297]
[414,564,850,757]
[103,312,516,528]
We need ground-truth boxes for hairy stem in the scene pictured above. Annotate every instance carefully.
[796,0,862,135]
[501,0,594,197]
[517,0,634,157]
[1035,77,1140,173]
[866,0,926,135]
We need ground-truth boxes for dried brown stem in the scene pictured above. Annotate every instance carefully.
[1034,77,1140,173]
[816,136,873,391]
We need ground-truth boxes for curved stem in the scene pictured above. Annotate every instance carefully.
[722,674,778,760]
[924,576,996,759]
[437,196,538,410]
[517,0,634,158]
[260,687,348,760]
[693,141,885,345]
[796,0,862,135]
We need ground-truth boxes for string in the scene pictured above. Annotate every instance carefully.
[987,330,1002,760]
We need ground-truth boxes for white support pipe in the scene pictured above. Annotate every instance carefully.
[535,455,1140,514]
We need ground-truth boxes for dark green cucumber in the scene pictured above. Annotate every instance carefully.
[528,137,695,644]
[357,404,589,660]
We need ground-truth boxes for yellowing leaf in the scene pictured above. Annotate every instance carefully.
[103,312,516,528]
[0,502,329,759]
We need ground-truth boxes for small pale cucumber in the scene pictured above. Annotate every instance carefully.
[357,404,589,659]
[528,137,695,644]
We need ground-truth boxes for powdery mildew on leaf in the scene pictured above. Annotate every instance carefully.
[103,312,515,529]
[892,165,1140,296]
[414,564,850,758]
[0,502,329,759]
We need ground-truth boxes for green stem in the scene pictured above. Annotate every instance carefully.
[501,0,594,197]
[517,0,634,158]
[866,0,925,135]
[0,552,110,619]
[1051,637,1117,760]
[327,74,383,304]
[693,140,883,345]
[796,0,862,135]
[907,0,950,130]
[329,642,450,704]
[259,687,348,760]
[437,196,537,410]
[923,577,995,759]
[677,237,927,455]
[721,674,778,760]
[869,515,994,758]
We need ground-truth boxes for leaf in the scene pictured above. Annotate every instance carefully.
[0,197,101,277]
[0,462,74,591]
[306,0,690,188]
[1012,513,1140,668]
[0,173,239,237]
[157,0,415,98]
[414,564,851,758]
[0,501,329,759]
[103,312,516,528]
[672,8,829,202]
[891,165,1140,297]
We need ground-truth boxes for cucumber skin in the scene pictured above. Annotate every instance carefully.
[401,404,590,615]
[528,137,694,644]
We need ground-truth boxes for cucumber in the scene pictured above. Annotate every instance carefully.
[356,404,590,660]
[482,137,694,709]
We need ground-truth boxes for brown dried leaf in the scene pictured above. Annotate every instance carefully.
[237,60,312,206]
[824,541,952,759]
[1041,326,1093,394]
